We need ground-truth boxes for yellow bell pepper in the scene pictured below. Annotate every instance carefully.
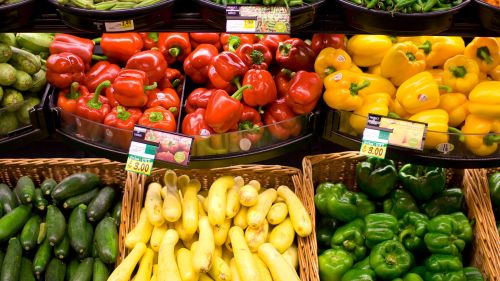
[381,42,426,86]
[442,55,480,94]
[395,71,440,114]
[368,65,382,76]
[350,64,363,73]
[347,35,393,67]
[468,81,500,118]
[462,114,500,156]
[417,36,465,68]
[314,48,352,79]
[438,93,468,127]
[349,93,392,135]
[488,65,500,81]
[389,99,410,120]
[396,36,424,44]
[409,109,450,150]
[464,37,500,73]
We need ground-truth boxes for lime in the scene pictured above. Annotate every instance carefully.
[174,151,186,164]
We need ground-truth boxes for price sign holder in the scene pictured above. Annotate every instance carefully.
[126,126,158,175]
[226,4,290,34]
[104,20,135,32]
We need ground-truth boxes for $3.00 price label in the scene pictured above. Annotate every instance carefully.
[360,140,387,159]
[126,155,154,175]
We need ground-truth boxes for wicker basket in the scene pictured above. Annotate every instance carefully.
[119,165,317,281]
[303,151,500,281]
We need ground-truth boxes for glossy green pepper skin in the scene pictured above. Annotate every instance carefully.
[353,256,371,270]
[365,213,399,248]
[489,172,500,207]
[398,212,429,252]
[331,218,367,262]
[392,273,424,281]
[463,267,485,281]
[409,266,426,277]
[317,216,338,252]
[341,268,376,281]
[398,164,446,201]
[423,254,466,281]
[424,212,472,256]
[319,248,354,281]
[383,189,419,219]
[422,188,464,218]
[356,157,397,199]
[314,182,375,222]
[369,240,413,280]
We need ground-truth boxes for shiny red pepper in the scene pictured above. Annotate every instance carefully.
[242,69,277,107]
[74,80,111,140]
[284,71,322,115]
[276,38,316,72]
[182,108,214,136]
[310,33,347,55]
[205,85,251,133]
[208,51,248,89]
[183,44,219,85]
[139,32,159,50]
[274,68,294,98]
[57,82,90,125]
[236,43,272,70]
[49,34,97,69]
[103,106,142,150]
[111,69,157,107]
[158,32,192,65]
[221,33,257,52]
[46,52,86,89]
[84,61,121,93]
[125,49,168,84]
[139,106,176,132]
[146,88,180,117]
[185,88,216,114]
[239,105,264,144]
[159,68,184,94]
[263,98,302,140]
[258,34,290,55]
[190,33,221,51]
[104,86,120,107]
[96,33,144,64]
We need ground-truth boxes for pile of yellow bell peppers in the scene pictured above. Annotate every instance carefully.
[317,35,500,156]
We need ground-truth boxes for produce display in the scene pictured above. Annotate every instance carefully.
[112,169,312,280]
[344,0,464,12]
[315,157,484,280]
[490,171,500,236]
[208,0,312,7]
[0,172,121,281]
[55,0,168,10]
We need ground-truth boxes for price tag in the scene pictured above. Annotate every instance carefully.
[104,20,135,32]
[226,5,290,34]
[360,128,389,159]
[126,140,158,175]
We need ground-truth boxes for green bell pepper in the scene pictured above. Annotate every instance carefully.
[398,164,446,201]
[353,256,371,270]
[383,189,419,219]
[424,212,472,256]
[356,157,398,199]
[314,182,375,222]
[463,267,484,281]
[341,268,376,281]
[423,254,465,281]
[409,266,426,277]
[489,172,500,207]
[422,188,464,218]
[319,248,354,281]
[331,218,367,262]
[317,216,338,251]
[392,273,424,281]
[365,213,399,248]
[398,211,429,252]
[369,240,413,280]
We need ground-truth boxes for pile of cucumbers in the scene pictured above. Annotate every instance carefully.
[0,33,53,136]
[0,172,122,281]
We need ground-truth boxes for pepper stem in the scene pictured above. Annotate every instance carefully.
[68,82,81,100]
[343,240,356,251]
[399,228,414,244]
[116,106,130,121]
[450,66,467,78]
[148,111,163,123]
[148,32,159,42]
[92,54,107,61]
[476,46,493,64]
[169,107,177,114]
[92,38,101,44]
[418,40,432,55]
[304,39,312,46]
[255,34,264,40]
[385,254,397,266]
[171,79,181,89]
[169,47,181,58]
[439,85,453,92]
[484,134,500,146]
[231,85,252,101]
[349,80,370,96]
[239,120,257,131]
[87,80,111,110]
[257,106,264,115]
[278,42,292,56]
[406,52,417,61]
[233,77,242,89]
[228,36,241,52]
[324,66,337,76]
[448,127,465,142]
[281,68,294,78]
[388,112,401,119]
[144,82,157,91]
[250,50,265,65]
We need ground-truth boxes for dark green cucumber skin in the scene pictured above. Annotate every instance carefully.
[71,257,93,281]
[92,258,109,281]
[20,214,41,251]
[14,176,35,204]
[51,173,100,201]
[0,183,18,213]
[47,205,67,246]
[45,258,66,281]
[20,257,36,281]
[0,238,22,281]
[63,188,99,210]
[87,187,115,222]
[41,178,57,197]
[34,188,48,211]
[54,234,70,260]
[33,236,52,275]
[66,259,79,281]
[94,217,118,264]
[68,205,93,256]
[0,204,31,242]
[111,201,121,227]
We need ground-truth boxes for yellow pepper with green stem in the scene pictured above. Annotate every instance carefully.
[346,35,393,67]
[462,114,500,156]
[438,93,469,127]
[395,71,440,114]
[381,42,426,86]
[349,93,392,135]
[442,55,480,94]
[408,109,450,150]
[464,37,500,73]
[314,48,352,79]
[417,36,465,68]
[468,81,500,118]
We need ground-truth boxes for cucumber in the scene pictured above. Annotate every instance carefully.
[92,258,109,281]
[1,88,23,112]
[68,205,93,255]
[91,239,99,258]
[45,258,66,281]
[0,250,4,267]
[63,188,99,210]
[20,214,41,251]
[34,188,48,211]
[0,237,22,281]
[71,257,93,281]
[66,259,80,281]
[52,173,100,202]
[111,201,121,227]
[0,204,31,242]
[38,222,47,244]
[12,69,33,91]
[19,257,36,281]
[0,43,12,63]
[47,205,67,246]
[28,69,46,94]
[0,34,17,47]
[94,217,118,264]
[33,236,52,276]
[8,46,41,75]
[0,183,17,213]
[0,63,16,86]
[15,33,54,54]
[14,176,35,204]
[87,187,115,222]
[41,178,57,197]
[54,234,70,260]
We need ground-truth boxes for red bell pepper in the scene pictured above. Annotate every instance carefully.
[96,33,144,64]
[284,71,323,115]
[236,43,272,70]
[159,68,184,94]
[158,33,192,65]
[103,106,142,150]
[104,86,119,107]
[146,88,180,117]
[112,69,157,107]
[190,33,221,51]
[84,61,121,93]
[138,106,176,132]
[139,32,159,50]
[185,88,215,114]
[46,52,86,89]
[125,50,168,84]
[74,80,111,140]
[183,44,219,85]
[239,105,264,144]
[274,68,294,98]
[205,85,251,133]
[263,98,302,140]
[276,38,316,72]
[310,33,347,55]
[49,34,99,69]
[57,82,90,125]
[242,69,277,107]
[221,33,257,52]
[208,51,248,89]
[182,108,214,136]
[258,34,290,55]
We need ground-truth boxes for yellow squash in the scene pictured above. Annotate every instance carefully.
[177,248,199,281]
[277,185,312,237]
[158,229,182,281]
[193,216,215,273]
[162,170,182,222]
[125,209,154,249]
[233,206,248,229]
[229,226,260,281]
[238,180,261,207]
[226,176,244,219]
[267,202,288,225]
[134,248,154,281]
[253,254,273,281]
[214,219,231,247]
[258,243,301,281]
[150,223,167,252]
[208,256,232,281]
[208,176,233,227]
[282,246,299,270]
[269,218,295,254]
[247,188,277,228]
[145,182,164,227]
[182,179,201,237]
[245,220,269,252]
[108,243,147,281]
